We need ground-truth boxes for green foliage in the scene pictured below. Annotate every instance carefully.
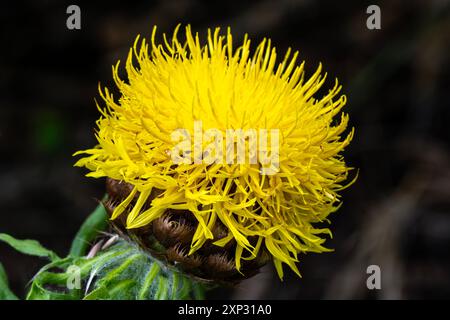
[0,233,59,261]
[26,240,205,300]
[0,262,18,300]
[25,257,84,300]
[0,202,207,300]
[69,201,108,257]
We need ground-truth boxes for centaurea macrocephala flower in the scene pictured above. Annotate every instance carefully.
[75,25,355,281]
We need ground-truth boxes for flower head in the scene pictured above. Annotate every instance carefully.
[75,25,354,280]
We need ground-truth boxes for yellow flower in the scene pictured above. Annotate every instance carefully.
[74,25,355,280]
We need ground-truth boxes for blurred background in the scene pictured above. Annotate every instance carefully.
[0,0,449,299]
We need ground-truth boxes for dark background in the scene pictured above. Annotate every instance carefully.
[0,0,449,299]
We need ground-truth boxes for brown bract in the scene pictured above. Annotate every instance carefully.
[104,178,270,283]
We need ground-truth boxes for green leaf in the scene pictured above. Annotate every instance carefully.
[0,233,59,262]
[69,200,108,257]
[24,237,209,300]
[0,262,18,300]
[26,278,79,300]
[83,285,110,300]
[25,256,84,300]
